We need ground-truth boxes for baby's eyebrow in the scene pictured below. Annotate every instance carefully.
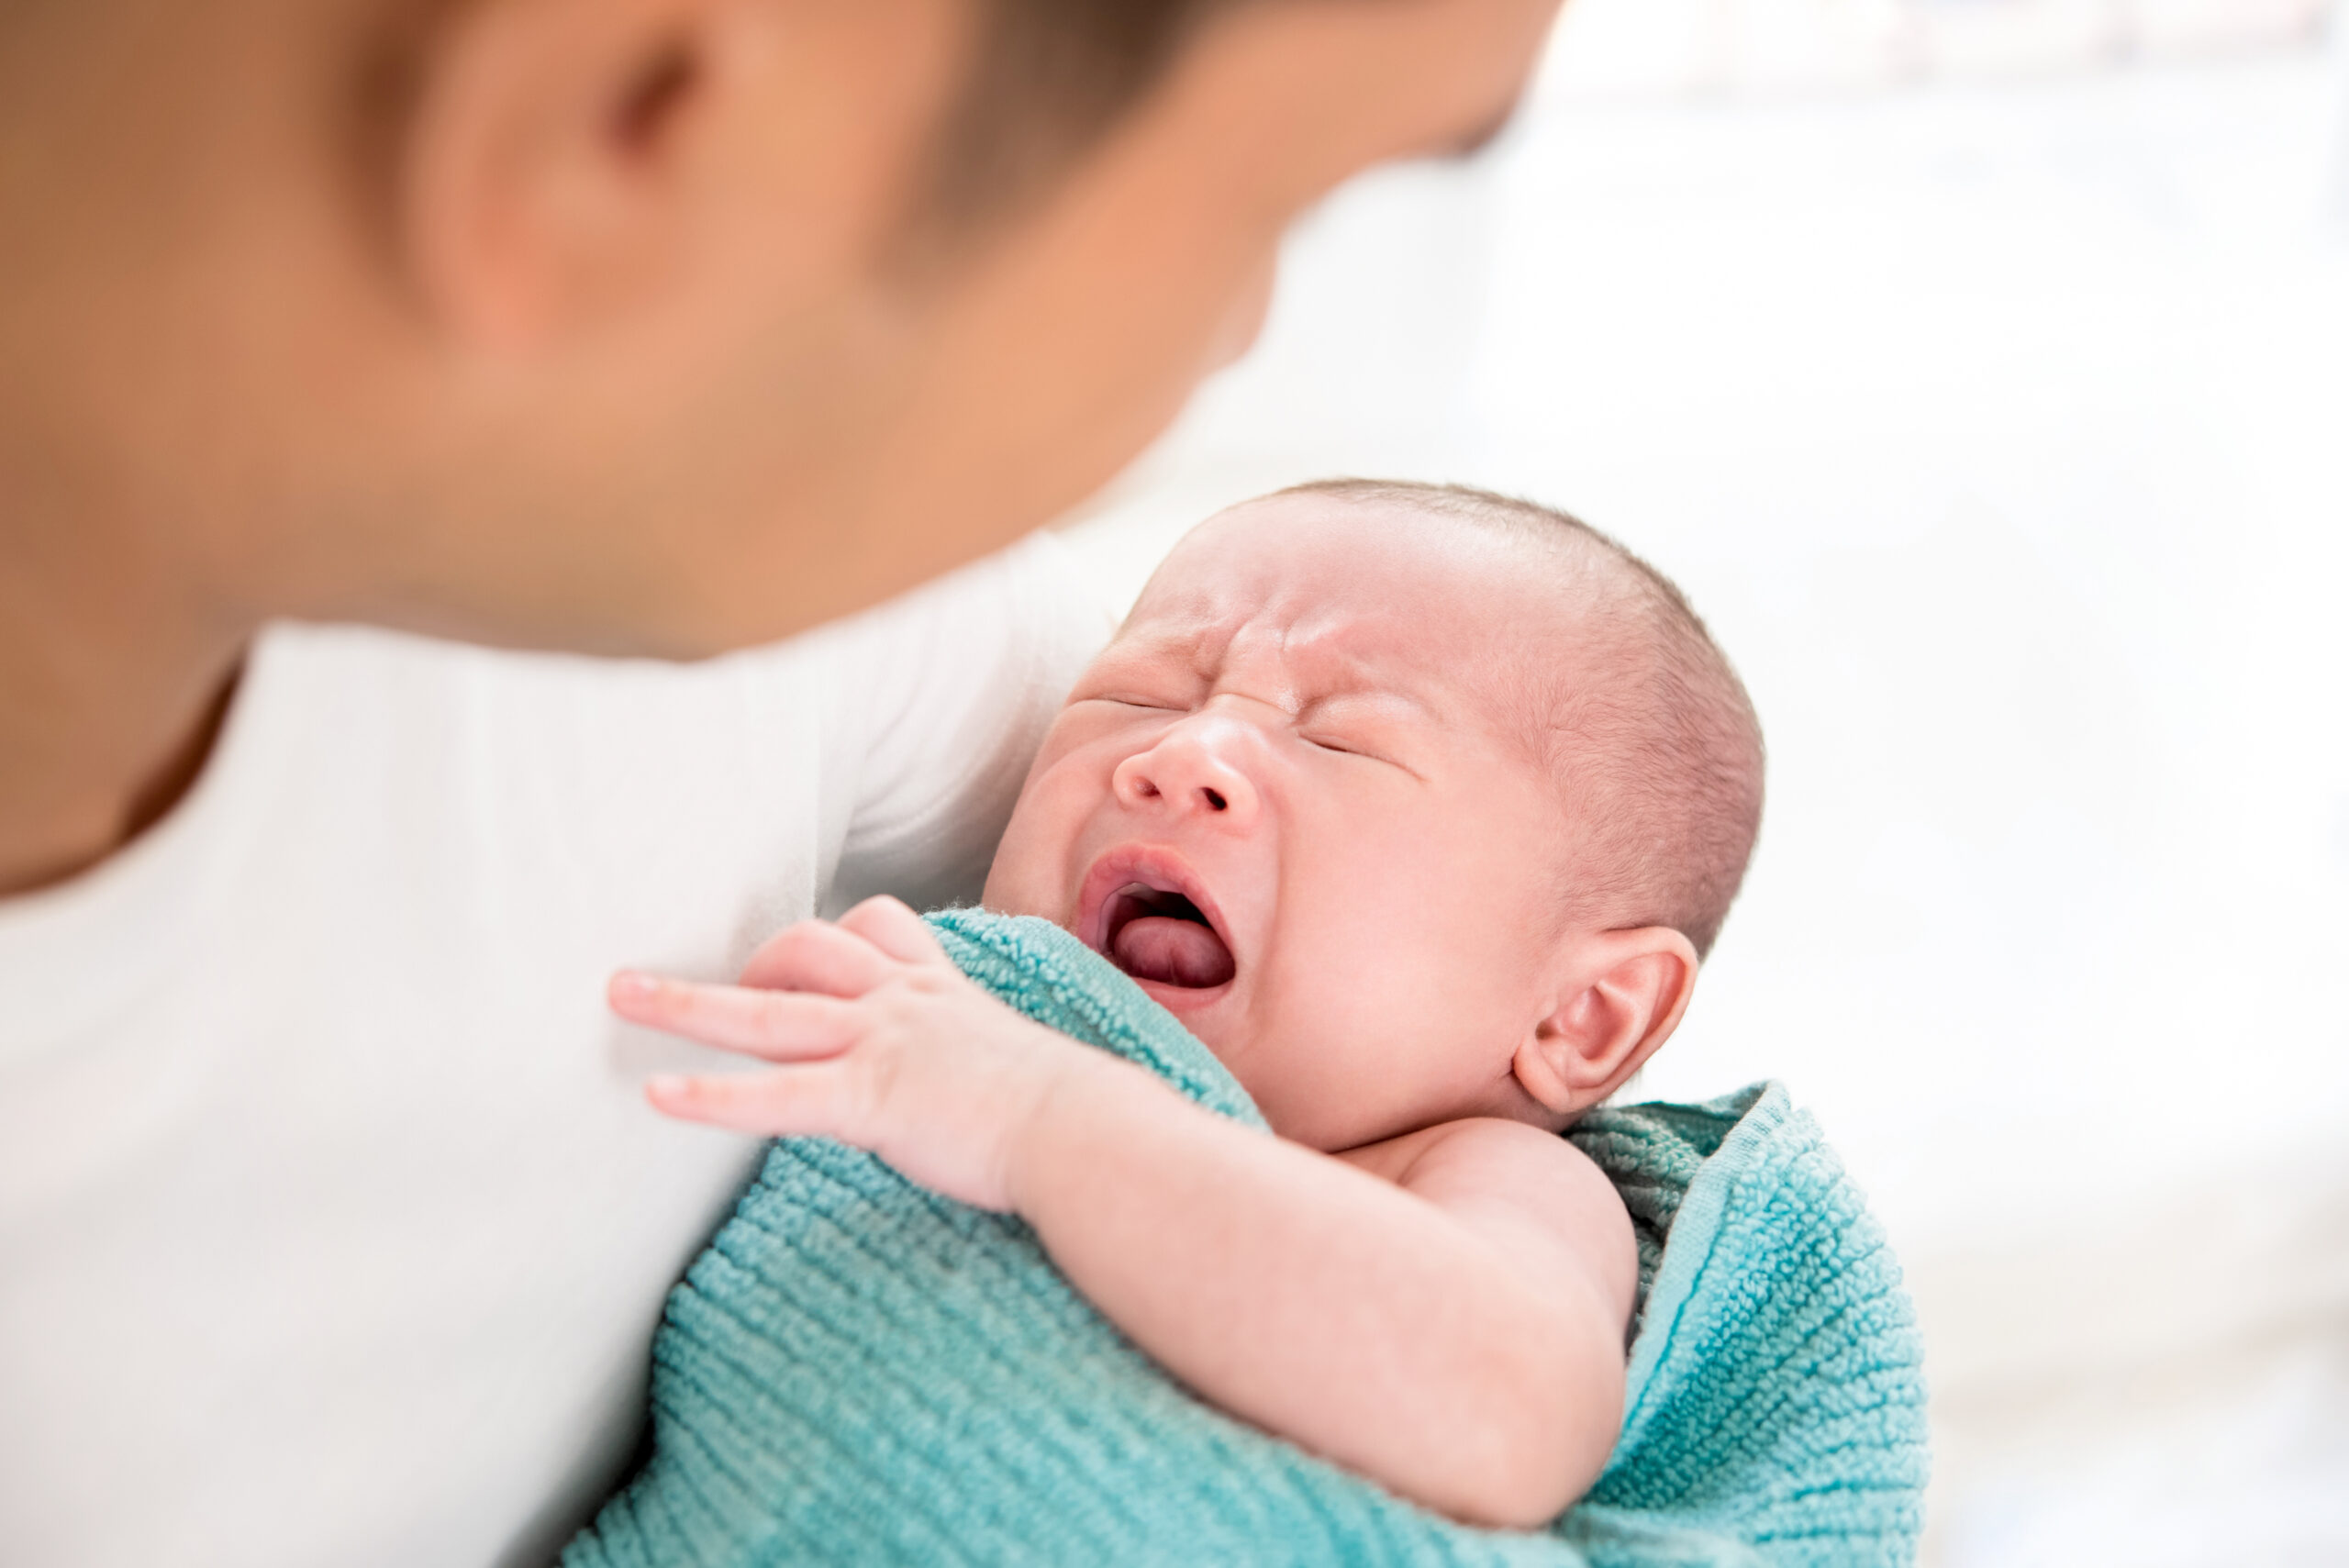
[1095,627,1219,678]
[1101,615,1453,726]
[1294,682,1432,722]
[1275,629,1445,706]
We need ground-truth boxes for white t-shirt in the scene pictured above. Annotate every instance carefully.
[0,536,1109,1568]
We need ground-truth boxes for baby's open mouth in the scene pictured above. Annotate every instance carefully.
[1101,884,1237,990]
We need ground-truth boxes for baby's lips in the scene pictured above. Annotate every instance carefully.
[1074,844,1238,970]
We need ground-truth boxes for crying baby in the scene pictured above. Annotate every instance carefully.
[611,478,1765,1528]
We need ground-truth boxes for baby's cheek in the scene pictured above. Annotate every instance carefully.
[980,815,1061,917]
[982,769,1097,917]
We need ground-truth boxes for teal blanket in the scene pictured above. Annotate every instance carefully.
[569,910,1927,1567]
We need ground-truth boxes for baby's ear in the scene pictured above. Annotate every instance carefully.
[1512,929,1699,1118]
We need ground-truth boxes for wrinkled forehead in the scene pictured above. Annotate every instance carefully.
[1118,495,1570,690]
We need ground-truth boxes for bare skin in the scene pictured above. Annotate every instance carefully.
[610,503,1704,1526]
[0,0,1563,895]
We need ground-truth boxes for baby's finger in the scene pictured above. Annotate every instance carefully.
[645,1062,854,1140]
[737,919,895,996]
[609,973,861,1060]
[837,895,949,967]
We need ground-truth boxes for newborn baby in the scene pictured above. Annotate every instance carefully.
[610,479,1764,1529]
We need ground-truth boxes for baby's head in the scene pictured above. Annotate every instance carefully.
[984,482,1763,1151]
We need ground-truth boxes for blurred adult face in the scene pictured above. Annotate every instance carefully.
[0,0,1564,659]
[451,0,1565,654]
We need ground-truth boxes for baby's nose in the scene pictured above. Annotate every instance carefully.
[1112,717,1261,828]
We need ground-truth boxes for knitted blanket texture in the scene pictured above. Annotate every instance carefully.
[567,909,1927,1567]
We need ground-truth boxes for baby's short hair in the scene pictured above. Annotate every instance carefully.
[1279,479,1765,959]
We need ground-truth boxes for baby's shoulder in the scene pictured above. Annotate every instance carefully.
[1351,1117,1638,1322]
[1396,1117,1633,1229]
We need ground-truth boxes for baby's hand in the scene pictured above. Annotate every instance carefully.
[610,898,1097,1211]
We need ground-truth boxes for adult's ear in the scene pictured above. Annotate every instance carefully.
[395,0,961,349]
[1512,928,1699,1118]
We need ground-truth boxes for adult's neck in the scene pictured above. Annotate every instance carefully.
[0,484,253,898]
[0,23,273,896]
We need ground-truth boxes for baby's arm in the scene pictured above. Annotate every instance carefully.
[1009,1075,1635,1526]
[614,899,1636,1529]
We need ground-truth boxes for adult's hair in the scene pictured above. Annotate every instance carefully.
[1280,478,1767,958]
[924,0,1249,227]
[317,0,1253,253]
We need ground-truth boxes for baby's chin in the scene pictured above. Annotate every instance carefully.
[1182,1010,1269,1103]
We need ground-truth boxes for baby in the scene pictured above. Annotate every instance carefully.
[609,480,1764,1529]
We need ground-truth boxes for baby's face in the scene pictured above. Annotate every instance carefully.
[984,496,1586,1151]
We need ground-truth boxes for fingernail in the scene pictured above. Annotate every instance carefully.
[646,1073,689,1101]
[611,970,661,1002]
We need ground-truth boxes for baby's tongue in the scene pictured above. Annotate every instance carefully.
[1110,916,1236,989]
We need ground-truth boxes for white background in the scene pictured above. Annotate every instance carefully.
[1060,6,2349,1561]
